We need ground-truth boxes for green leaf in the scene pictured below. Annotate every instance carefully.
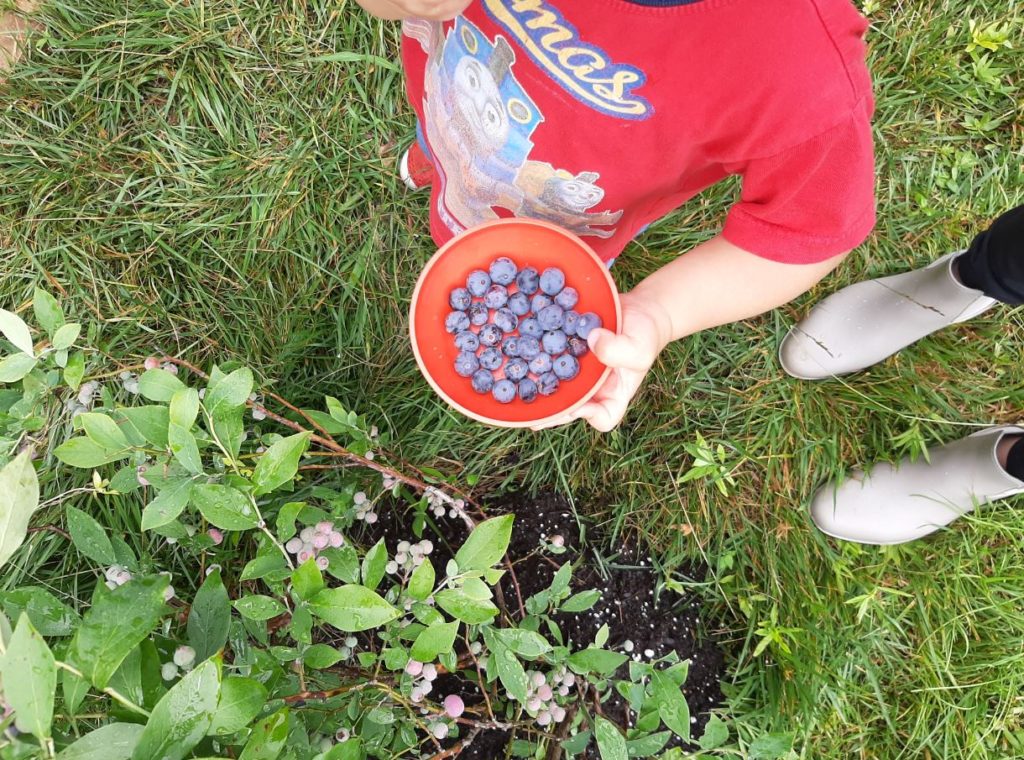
[410,621,458,662]
[323,738,363,760]
[209,676,267,736]
[568,647,628,677]
[483,627,527,704]
[698,714,729,751]
[275,501,304,541]
[168,388,200,429]
[52,322,81,350]
[0,586,78,636]
[406,557,435,601]
[0,352,38,382]
[188,569,230,663]
[561,589,602,613]
[435,589,498,625]
[118,406,170,449]
[79,413,130,452]
[56,723,145,760]
[238,708,290,760]
[251,432,311,496]
[748,733,794,760]
[240,552,287,581]
[492,628,551,659]
[138,368,185,403]
[1,614,56,740]
[309,585,401,632]
[594,716,628,760]
[66,505,117,565]
[320,545,360,584]
[233,595,285,621]
[62,667,90,717]
[652,672,690,741]
[132,658,221,760]
[205,368,253,417]
[361,538,387,591]
[141,479,194,531]
[292,558,325,601]
[625,730,671,757]
[33,289,64,336]
[304,644,344,670]
[64,351,85,391]
[168,423,202,475]
[70,576,169,688]
[54,437,129,468]
[191,484,259,531]
[0,308,35,356]
[454,514,514,572]
[0,451,39,571]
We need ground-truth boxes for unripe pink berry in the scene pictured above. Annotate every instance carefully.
[144,357,160,370]
[329,531,344,547]
[208,528,223,545]
[526,697,542,712]
[536,710,552,726]
[410,687,424,703]
[300,527,314,542]
[537,684,553,701]
[285,538,302,554]
[316,556,330,570]
[312,534,328,550]
[431,722,449,739]
[316,520,334,533]
[364,512,378,524]
[405,660,423,676]
[443,694,465,718]
[531,672,545,688]
[551,705,566,722]
[297,550,313,563]
[550,535,565,547]
[422,664,437,681]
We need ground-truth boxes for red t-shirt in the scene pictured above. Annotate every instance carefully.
[401,0,876,265]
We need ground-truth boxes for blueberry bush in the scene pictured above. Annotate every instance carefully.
[0,292,710,760]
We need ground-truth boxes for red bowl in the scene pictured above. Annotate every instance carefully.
[409,219,621,428]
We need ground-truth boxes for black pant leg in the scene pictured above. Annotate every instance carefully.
[956,205,1024,305]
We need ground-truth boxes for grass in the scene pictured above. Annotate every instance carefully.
[1,0,1023,757]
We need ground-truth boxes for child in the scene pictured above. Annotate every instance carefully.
[357,0,877,431]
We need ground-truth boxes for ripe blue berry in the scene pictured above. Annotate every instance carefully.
[467,270,490,297]
[531,293,552,313]
[518,378,538,403]
[471,370,494,394]
[454,351,480,378]
[504,357,529,381]
[517,336,541,360]
[529,353,553,375]
[576,312,603,339]
[540,267,565,296]
[519,318,543,339]
[508,292,531,316]
[537,372,560,396]
[542,330,568,355]
[516,267,540,295]
[501,336,520,357]
[554,287,579,310]
[479,324,502,347]
[468,302,489,326]
[484,285,509,309]
[493,308,518,334]
[537,304,565,331]
[567,336,589,357]
[450,288,472,311]
[552,354,580,380]
[492,379,516,404]
[445,311,470,334]
[479,347,503,371]
[563,310,580,336]
[455,331,480,352]
[489,257,518,286]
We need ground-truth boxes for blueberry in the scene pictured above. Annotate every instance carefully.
[489,257,518,286]
[516,267,540,295]
[537,372,560,396]
[468,302,489,326]
[455,331,480,352]
[504,357,529,381]
[542,330,567,355]
[508,292,531,316]
[540,267,565,296]
[563,310,580,336]
[492,379,516,404]
[501,336,519,357]
[484,284,509,309]
[494,308,519,334]
[479,323,502,347]
[479,347,503,371]
[576,312,603,339]
[454,351,480,378]
[552,354,580,380]
[554,287,578,310]
[519,317,543,339]
[518,378,538,403]
[531,293,552,313]
[567,336,589,357]
[450,287,472,311]
[466,270,490,297]
[517,335,541,360]
[537,304,565,331]
[471,369,494,394]
[529,353,553,375]
[445,311,470,334]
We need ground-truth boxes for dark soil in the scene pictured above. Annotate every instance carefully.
[357,491,725,758]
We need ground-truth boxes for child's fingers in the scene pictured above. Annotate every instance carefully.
[588,329,650,372]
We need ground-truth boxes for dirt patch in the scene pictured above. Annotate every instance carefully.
[0,1,38,81]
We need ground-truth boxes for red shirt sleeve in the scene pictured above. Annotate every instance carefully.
[721,97,876,265]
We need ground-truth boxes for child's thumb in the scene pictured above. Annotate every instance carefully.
[587,328,649,372]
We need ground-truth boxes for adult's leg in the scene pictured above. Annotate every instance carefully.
[956,205,1024,305]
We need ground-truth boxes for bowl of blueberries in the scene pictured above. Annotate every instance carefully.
[409,218,621,428]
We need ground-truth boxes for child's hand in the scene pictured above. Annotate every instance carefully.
[355,0,474,20]
[532,292,671,433]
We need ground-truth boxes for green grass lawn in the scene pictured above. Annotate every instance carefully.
[2,1,1023,757]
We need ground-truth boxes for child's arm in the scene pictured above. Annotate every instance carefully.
[354,0,472,20]
[535,235,847,432]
